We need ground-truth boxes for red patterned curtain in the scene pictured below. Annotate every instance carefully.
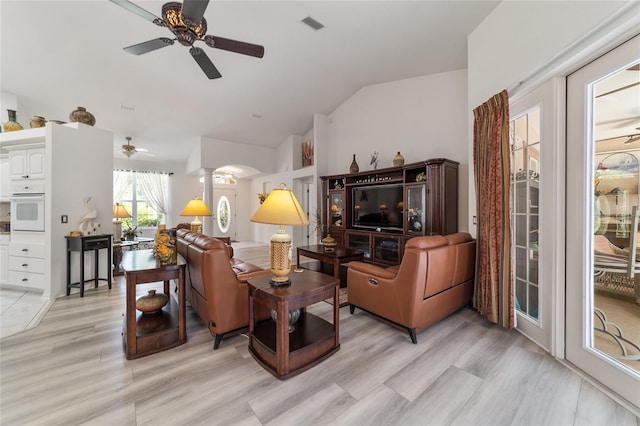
[473,90,514,328]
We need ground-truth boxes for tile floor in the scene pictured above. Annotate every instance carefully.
[0,289,52,339]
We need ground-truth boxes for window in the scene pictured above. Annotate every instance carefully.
[114,170,170,228]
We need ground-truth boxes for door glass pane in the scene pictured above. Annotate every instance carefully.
[511,107,541,322]
[217,195,231,234]
[591,62,640,371]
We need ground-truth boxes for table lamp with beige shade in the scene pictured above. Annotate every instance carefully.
[180,196,211,234]
[113,203,132,241]
[250,184,309,286]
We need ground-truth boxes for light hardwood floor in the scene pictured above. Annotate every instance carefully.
[1,245,639,425]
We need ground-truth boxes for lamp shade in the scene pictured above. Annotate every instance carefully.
[181,196,211,234]
[180,197,212,217]
[250,185,309,286]
[250,187,309,226]
[113,203,132,219]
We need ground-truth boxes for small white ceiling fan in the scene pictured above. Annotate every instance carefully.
[117,136,153,158]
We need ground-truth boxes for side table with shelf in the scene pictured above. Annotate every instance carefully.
[65,234,112,297]
[247,271,340,379]
[121,249,186,360]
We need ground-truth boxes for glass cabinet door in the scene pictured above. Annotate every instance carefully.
[347,232,371,259]
[405,184,425,235]
[373,235,401,264]
[328,191,344,228]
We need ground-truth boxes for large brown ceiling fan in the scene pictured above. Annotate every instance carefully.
[110,0,265,79]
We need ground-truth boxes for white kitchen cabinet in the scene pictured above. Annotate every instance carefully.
[9,147,45,180]
[8,241,46,291]
[0,238,8,285]
[0,155,10,199]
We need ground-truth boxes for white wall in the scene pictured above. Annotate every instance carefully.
[198,136,277,175]
[467,0,635,234]
[233,178,253,242]
[326,69,470,230]
[49,123,113,298]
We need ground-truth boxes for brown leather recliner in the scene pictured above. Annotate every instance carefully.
[176,230,271,349]
[347,233,476,343]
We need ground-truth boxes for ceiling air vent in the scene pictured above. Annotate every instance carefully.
[301,16,324,31]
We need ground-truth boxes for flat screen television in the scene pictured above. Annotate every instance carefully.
[352,184,404,232]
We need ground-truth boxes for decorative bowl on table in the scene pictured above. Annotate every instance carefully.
[136,290,168,315]
[321,235,337,251]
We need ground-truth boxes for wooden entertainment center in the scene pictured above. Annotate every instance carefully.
[320,158,458,266]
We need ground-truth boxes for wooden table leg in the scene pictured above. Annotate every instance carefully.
[332,259,340,279]
[125,274,137,358]
[334,284,340,345]
[178,268,186,342]
[276,299,290,376]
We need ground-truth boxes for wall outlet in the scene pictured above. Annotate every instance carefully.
[61,215,68,223]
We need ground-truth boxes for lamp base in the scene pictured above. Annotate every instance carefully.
[113,221,122,241]
[269,277,291,287]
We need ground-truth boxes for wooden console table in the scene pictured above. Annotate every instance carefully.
[247,270,340,379]
[65,234,112,297]
[121,249,186,360]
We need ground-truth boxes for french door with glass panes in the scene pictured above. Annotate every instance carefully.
[566,35,640,408]
[510,79,561,353]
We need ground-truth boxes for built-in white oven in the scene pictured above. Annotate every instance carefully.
[10,193,45,231]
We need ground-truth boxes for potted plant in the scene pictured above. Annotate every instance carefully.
[122,225,140,241]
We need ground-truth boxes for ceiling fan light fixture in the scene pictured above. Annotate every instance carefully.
[162,2,207,46]
[122,136,137,157]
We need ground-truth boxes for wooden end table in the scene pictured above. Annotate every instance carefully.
[121,249,186,360]
[296,245,365,286]
[247,270,340,379]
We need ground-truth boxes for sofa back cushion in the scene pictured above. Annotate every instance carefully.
[407,233,475,299]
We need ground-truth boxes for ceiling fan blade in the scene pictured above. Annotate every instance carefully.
[109,0,165,27]
[124,38,175,55]
[181,0,210,26]
[190,47,222,79]
[203,35,264,58]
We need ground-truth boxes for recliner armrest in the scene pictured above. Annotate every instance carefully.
[348,261,397,280]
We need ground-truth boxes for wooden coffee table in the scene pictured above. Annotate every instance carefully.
[247,271,340,379]
[296,245,365,285]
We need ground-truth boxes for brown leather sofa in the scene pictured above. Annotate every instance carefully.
[176,229,271,349]
[347,232,476,343]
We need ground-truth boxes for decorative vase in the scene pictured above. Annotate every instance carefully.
[349,154,359,173]
[3,109,24,132]
[321,234,337,251]
[393,151,405,167]
[30,116,46,128]
[69,106,96,126]
[271,308,301,333]
[136,290,169,315]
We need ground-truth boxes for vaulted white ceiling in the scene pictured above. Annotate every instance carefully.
[1,1,500,163]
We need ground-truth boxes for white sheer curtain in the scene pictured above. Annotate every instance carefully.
[113,170,129,203]
[136,172,170,221]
